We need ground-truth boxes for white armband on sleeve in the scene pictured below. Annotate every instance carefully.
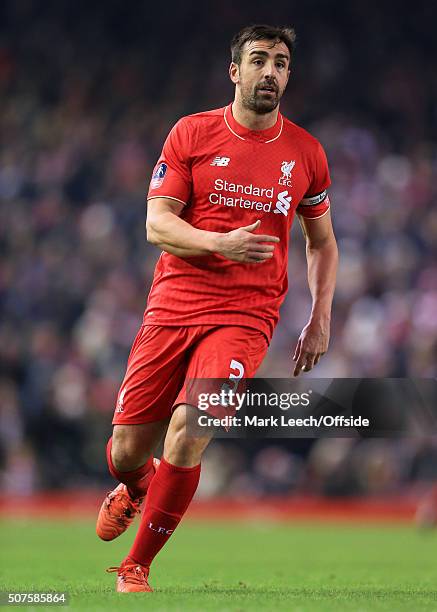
[300,190,328,206]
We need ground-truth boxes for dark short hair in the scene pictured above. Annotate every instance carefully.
[231,24,296,65]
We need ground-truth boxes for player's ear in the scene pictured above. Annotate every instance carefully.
[229,62,240,84]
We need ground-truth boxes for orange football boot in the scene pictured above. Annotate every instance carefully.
[96,458,160,541]
[107,560,152,593]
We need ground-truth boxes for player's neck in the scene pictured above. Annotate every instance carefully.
[231,100,279,131]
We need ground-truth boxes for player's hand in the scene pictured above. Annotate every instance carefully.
[292,318,330,376]
[215,220,280,263]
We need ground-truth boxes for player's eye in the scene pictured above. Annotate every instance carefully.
[276,62,285,69]
[253,59,264,66]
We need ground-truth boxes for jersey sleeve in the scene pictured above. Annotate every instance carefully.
[296,141,331,219]
[147,118,192,205]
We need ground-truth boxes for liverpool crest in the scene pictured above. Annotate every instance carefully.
[278,160,295,186]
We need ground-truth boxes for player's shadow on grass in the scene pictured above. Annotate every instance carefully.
[156,586,437,598]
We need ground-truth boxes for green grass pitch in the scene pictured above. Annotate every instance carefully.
[2,518,437,611]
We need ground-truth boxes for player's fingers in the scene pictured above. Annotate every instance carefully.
[302,357,315,371]
[293,359,305,377]
[251,234,280,243]
[293,339,301,361]
[294,352,315,376]
[315,350,327,366]
[293,350,306,376]
[245,251,273,262]
[247,243,275,253]
[244,255,267,263]
[239,219,261,232]
[246,251,274,259]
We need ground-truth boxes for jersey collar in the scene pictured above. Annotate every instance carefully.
[223,103,283,143]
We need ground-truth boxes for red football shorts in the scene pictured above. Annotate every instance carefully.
[112,324,269,425]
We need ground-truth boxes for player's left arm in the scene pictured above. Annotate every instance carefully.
[146,200,210,258]
[292,209,338,376]
[151,242,208,257]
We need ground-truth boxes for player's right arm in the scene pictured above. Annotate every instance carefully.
[146,198,279,263]
[147,118,278,262]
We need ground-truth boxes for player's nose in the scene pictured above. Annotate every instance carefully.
[262,62,278,81]
[263,62,274,76]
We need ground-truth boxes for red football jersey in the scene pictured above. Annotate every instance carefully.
[145,104,331,341]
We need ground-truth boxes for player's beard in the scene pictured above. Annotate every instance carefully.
[239,80,282,114]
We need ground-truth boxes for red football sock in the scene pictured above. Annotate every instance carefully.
[128,457,201,567]
[106,437,154,499]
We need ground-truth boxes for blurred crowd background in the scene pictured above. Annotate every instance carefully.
[0,0,436,496]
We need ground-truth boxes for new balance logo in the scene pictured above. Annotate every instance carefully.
[211,156,230,166]
[274,190,292,216]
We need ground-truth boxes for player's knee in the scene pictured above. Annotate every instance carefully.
[164,405,211,467]
[166,432,207,466]
[111,428,144,471]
